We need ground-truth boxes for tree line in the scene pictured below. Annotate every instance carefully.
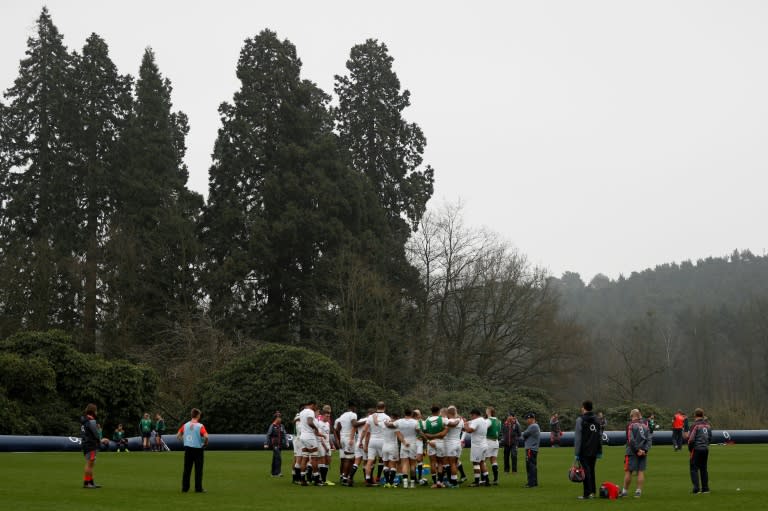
[1,9,580,434]
[0,9,434,361]
[550,250,768,427]
[4,9,763,435]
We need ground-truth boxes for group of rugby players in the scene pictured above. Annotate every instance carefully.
[290,400,503,488]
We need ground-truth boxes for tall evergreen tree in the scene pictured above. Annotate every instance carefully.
[0,8,79,336]
[71,33,133,350]
[106,48,202,352]
[202,30,361,341]
[323,40,435,384]
[334,39,435,243]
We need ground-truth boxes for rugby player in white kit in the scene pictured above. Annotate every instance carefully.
[389,409,420,488]
[464,408,490,487]
[298,401,323,486]
[363,402,390,486]
[442,405,464,487]
[334,403,358,486]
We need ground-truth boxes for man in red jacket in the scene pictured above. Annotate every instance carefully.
[672,410,685,451]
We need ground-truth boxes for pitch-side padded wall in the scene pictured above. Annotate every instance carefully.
[0,430,764,452]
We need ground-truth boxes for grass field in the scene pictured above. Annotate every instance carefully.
[0,444,765,510]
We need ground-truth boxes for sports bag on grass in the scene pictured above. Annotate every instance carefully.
[568,461,585,483]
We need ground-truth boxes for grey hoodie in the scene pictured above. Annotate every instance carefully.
[625,419,650,456]
[523,422,540,450]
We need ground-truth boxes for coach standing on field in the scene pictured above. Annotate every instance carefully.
[177,408,209,493]
[265,412,289,477]
[574,400,602,499]
[521,412,540,488]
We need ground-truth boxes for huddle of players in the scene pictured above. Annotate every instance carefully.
[291,400,504,488]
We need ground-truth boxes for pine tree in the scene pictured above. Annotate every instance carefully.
[324,40,435,385]
[0,8,79,335]
[332,39,433,313]
[106,48,202,352]
[202,30,361,341]
[334,39,434,242]
[71,33,133,350]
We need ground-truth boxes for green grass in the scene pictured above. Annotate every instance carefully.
[0,444,765,510]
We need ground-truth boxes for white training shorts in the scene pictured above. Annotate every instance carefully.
[382,442,399,462]
[400,443,419,460]
[470,443,488,463]
[428,439,446,458]
[367,439,384,460]
[339,440,356,459]
[444,440,462,459]
[301,434,319,454]
[292,435,303,457]
[485,439,499,458]
[355,442,367,460]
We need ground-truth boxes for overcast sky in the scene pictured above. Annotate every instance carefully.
[2,1,767,281]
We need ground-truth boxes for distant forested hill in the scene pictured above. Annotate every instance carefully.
[548,250,768,427]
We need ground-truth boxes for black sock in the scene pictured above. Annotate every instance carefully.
[377,462,384,480]
[492,464,499,481]
[417,463,423,480]
[458,462,466,478]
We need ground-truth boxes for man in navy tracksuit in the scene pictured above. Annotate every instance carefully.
[501,413,521,473]
[521,412,540,488]
[574,400,602,499]
[688,408,712,494]
[265,412,289,476]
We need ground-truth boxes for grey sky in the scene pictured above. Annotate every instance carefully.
[2,1,767,281]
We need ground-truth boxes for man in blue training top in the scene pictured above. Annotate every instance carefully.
[177,408,209,493]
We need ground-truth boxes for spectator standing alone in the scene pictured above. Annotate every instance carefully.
[688,408,712,494]
[549,413,562,447]
[574,400,602,499]
[265,412,288,477]
[500,412,521,473]
[522,412,540,488]
[672,410,685,451]
[177,408,209,493]
[597,412,607,433]
[597,412,608,444]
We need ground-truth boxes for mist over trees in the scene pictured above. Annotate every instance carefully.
[550,250,768,425]
[1,9,766,434]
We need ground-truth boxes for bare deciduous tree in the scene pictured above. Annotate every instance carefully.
[407,201,586,388]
